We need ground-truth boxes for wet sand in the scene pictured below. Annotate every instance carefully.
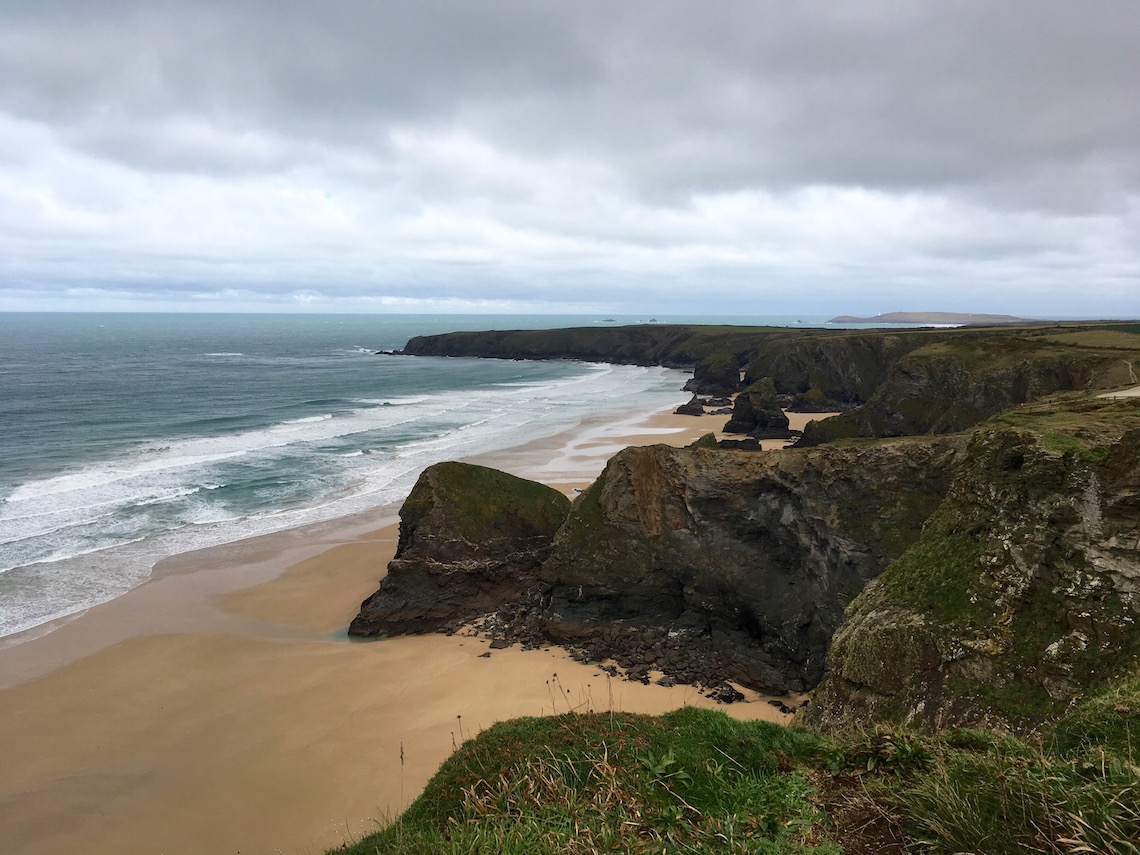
[0,402,813,855]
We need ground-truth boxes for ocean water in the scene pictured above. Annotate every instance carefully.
[0,312,740,639]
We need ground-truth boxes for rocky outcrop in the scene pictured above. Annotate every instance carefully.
[674,394,706,416]
[802,397,1140,732]
[743,332,939,410]
[722,378,792,438]
[683,351,744,395]
[535,438,964,692]
[348,462,570,637]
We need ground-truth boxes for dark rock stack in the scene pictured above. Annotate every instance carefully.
[674,394,706,416]
[348,462,570,637]
[722,378,793,439]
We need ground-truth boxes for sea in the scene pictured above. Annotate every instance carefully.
[0,312,843,640]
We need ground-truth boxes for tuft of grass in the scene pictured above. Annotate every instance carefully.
[330,685,1140,855]
[336,708,839,854]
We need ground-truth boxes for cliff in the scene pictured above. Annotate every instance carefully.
[401,322,1140,431]
[538,437,962,693]
[742,331,938,410]
[799,329,1140,444]
[348,462,569,637]
[401,323,941,398]
[803,395,1140,732]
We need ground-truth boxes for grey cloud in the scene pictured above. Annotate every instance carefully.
[4,1,1138,205]
[0,1,1137,315]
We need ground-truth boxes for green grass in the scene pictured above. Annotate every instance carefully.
[1041,330,1140,350]
[331,689,1140,854]
[337,708,838,854]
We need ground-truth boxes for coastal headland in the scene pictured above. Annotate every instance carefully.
[3,318,1140,853]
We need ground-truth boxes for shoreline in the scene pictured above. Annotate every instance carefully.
[0,400,816,855]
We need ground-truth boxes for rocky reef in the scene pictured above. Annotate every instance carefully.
[803,395,1140,732]
[348,462,569,637]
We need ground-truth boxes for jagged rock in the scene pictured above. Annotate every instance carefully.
[538,438,963,693]
[707,684,745,704]
[722,378,792,438]
[716,438,762,451]
[803,399,1140,732]
[348,462,570,637]
[674,394,706,416]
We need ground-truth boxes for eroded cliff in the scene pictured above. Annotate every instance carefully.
[803,395,1140,731]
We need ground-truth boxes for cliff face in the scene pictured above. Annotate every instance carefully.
[349,462,570,637]
[400,325,936,399]
[799,338,1136,445]
[743,332,937,409]
[538,438,963,692]
[803,397,1140,732]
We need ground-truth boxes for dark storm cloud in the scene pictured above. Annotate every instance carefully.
[0,1,1137,314]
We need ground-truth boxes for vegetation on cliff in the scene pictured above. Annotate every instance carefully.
[335,678,1138,854]
[798,327,1140,444]
[805,395,1140,733]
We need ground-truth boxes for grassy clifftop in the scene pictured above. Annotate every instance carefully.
[336,680,1138,854]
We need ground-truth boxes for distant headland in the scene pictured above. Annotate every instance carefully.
[828,311,1031,325]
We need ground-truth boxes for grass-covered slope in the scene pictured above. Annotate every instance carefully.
[395,461,570,559]
[334,679,1139,854]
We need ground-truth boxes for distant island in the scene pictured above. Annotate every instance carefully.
[829,311,1031,325]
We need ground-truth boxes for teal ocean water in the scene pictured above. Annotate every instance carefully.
[0,312,831,638]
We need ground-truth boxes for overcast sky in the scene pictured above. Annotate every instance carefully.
[1,1,1137,316]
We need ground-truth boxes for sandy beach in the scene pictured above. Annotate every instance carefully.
[0,403,820,855]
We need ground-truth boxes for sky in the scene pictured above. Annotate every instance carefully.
[1,1,1138,317]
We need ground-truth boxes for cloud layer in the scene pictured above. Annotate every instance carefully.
[2,1,1138,315]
